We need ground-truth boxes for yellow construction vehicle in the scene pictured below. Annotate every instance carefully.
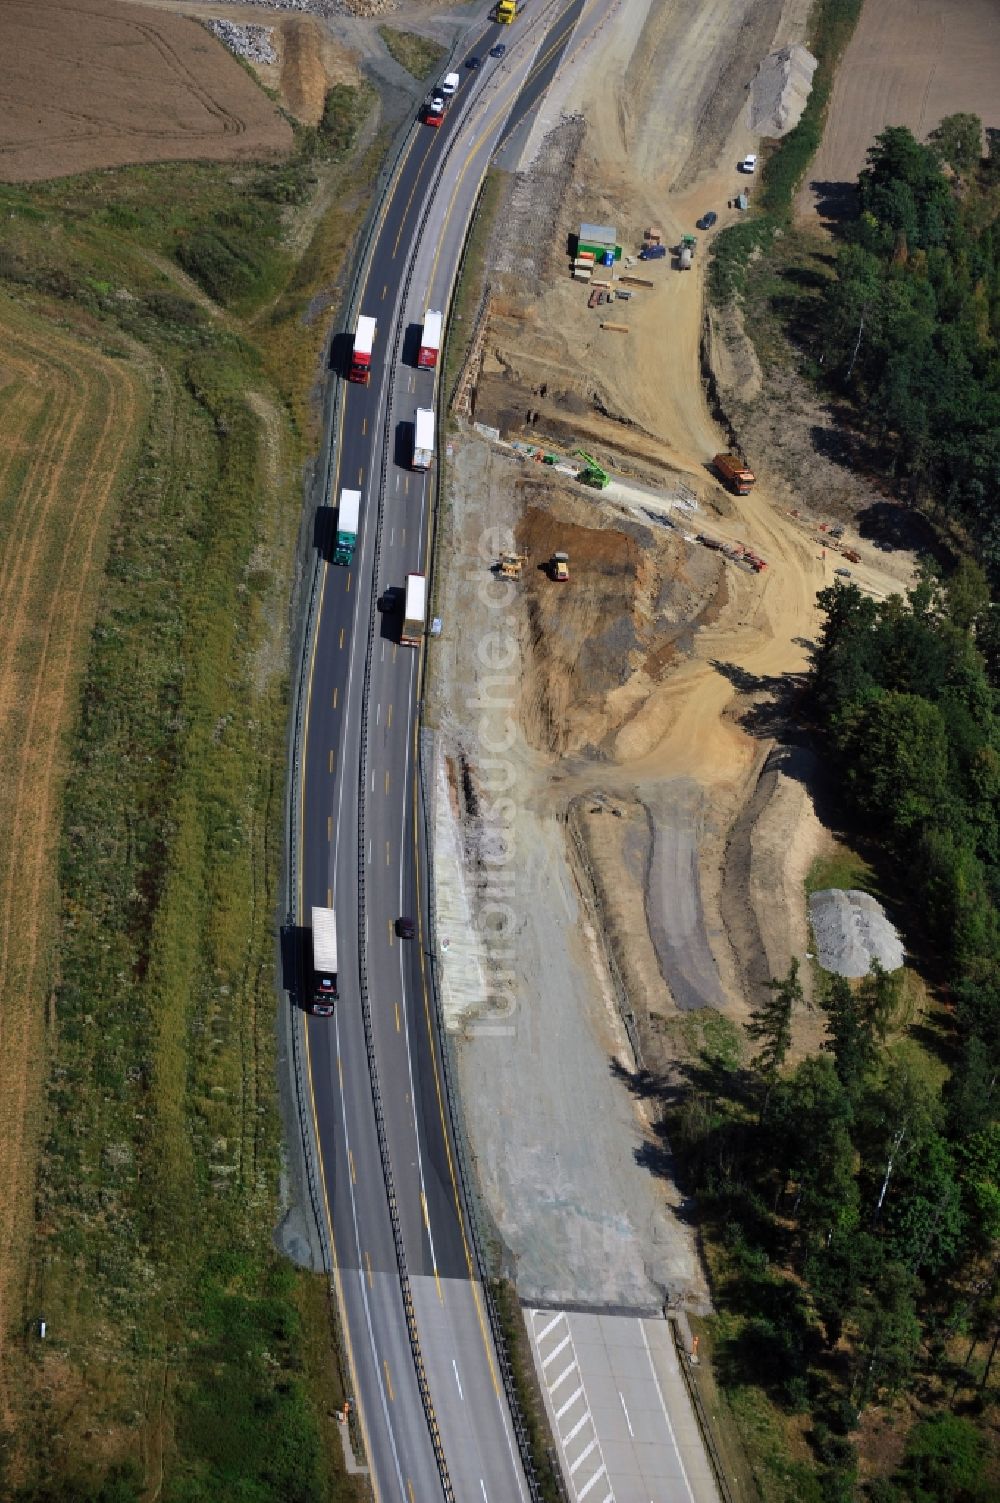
[497,552,528,579]
[496,0,517,22]
[551,552,570,582]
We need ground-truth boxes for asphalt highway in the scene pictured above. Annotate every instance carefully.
[297,3,588,1499]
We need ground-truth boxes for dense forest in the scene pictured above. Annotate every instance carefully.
[817,119,1000,578]
[674,578,1000,1500]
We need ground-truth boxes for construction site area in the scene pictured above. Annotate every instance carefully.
[425,0,925,1316]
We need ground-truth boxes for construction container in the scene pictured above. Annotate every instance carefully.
[644,226,662,244]
[572,268,592,281]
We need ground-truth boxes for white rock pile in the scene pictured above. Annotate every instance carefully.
[808,889,905,978]
[750,44,817,138]
[208,20,278,66]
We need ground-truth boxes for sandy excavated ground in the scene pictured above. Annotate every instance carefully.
[0,0,292,182]
[798,0,1000,222]
[430,0,920,1313]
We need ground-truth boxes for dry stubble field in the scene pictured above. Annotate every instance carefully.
[0,0,292,183]
[799,0,1000,217]
[0,294,145,1415]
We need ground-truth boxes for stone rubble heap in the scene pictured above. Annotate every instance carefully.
[208,19,278,65]
[750,44,817,138]
[808,889,906,978]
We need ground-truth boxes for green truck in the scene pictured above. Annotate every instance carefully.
[334,488,361,566]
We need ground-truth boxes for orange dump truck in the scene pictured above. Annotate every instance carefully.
[713,453,756,495]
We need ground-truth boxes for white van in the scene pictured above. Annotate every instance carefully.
[441,71,460,95]
[741,153,758,173]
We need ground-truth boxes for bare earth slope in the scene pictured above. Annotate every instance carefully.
[433,0,913,1313]
[0,0,292,183]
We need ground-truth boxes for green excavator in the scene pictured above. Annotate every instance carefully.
[575,450,610,489]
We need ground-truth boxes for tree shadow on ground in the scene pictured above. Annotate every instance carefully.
[804,179,859,231]
[709,659,809,739]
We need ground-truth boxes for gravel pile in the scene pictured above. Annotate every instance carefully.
[809,889,905,978]
[750,44,817,137]
[208,20,278,66]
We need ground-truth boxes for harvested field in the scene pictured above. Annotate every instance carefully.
[0,0,292,183]
[0,292,144,1415]
[799,0,1000,221]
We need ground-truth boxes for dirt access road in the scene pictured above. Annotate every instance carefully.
[430,0,913,1314]
[798,0,1000,221]
[0,0,291,182]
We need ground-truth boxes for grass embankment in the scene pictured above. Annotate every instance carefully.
[0,295,146,1425]
[378,25,447,81]
[490,1281,563,1503]
[0,89,375,1503]
[708,0,863,305]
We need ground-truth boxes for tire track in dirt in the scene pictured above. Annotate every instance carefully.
[0,302,142,1415]
[0,337,82,612]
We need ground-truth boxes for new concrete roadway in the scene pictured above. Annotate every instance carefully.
[295,4,588,1500]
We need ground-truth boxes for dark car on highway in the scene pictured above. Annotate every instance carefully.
[489,43,506,58]
[395,917,416,939]
[696,211,718,230]
[467,55,481,69]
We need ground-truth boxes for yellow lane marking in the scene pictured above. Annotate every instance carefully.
[357,467,363,485]
[388,920,394,947]
[328,749,334,773]
[294,94,445,1501]
[385,771,390,794]
[395,1002,401,1032]
[387,703,393,727]
[327,886,333,907]
[365,1251,374,1289]
[362,417,367,436]
[339,627,345,649]
[349,1149,357,1184]
[346,571,352,593]
[383,1360,395,1402]
[327,815,332,842]
[332,687,338,709]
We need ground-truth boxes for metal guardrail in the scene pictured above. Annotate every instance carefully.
[668,1317,739,1503]
[284,5,575,1497]
[415,733,545,1503]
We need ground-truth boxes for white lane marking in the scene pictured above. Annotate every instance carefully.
[390,526,395,546]
[578,1467,607,1502]
[618,1392,633,1438]
[543,1332,572,1367]
[563,1411,590,1446]
[570,1438,598,1475]
[367,840,371,865]
[555,1384,584,1421]
[376,701,381,725]
[480,1483,488,1503]
[535,1311,566,1343]
[549,1360,577,1392]
[398,939,439,1279]
[452,1359,464,1400]
[640,1321,695,1503]
[333,1010,407,1496]
[381,640,385,662]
